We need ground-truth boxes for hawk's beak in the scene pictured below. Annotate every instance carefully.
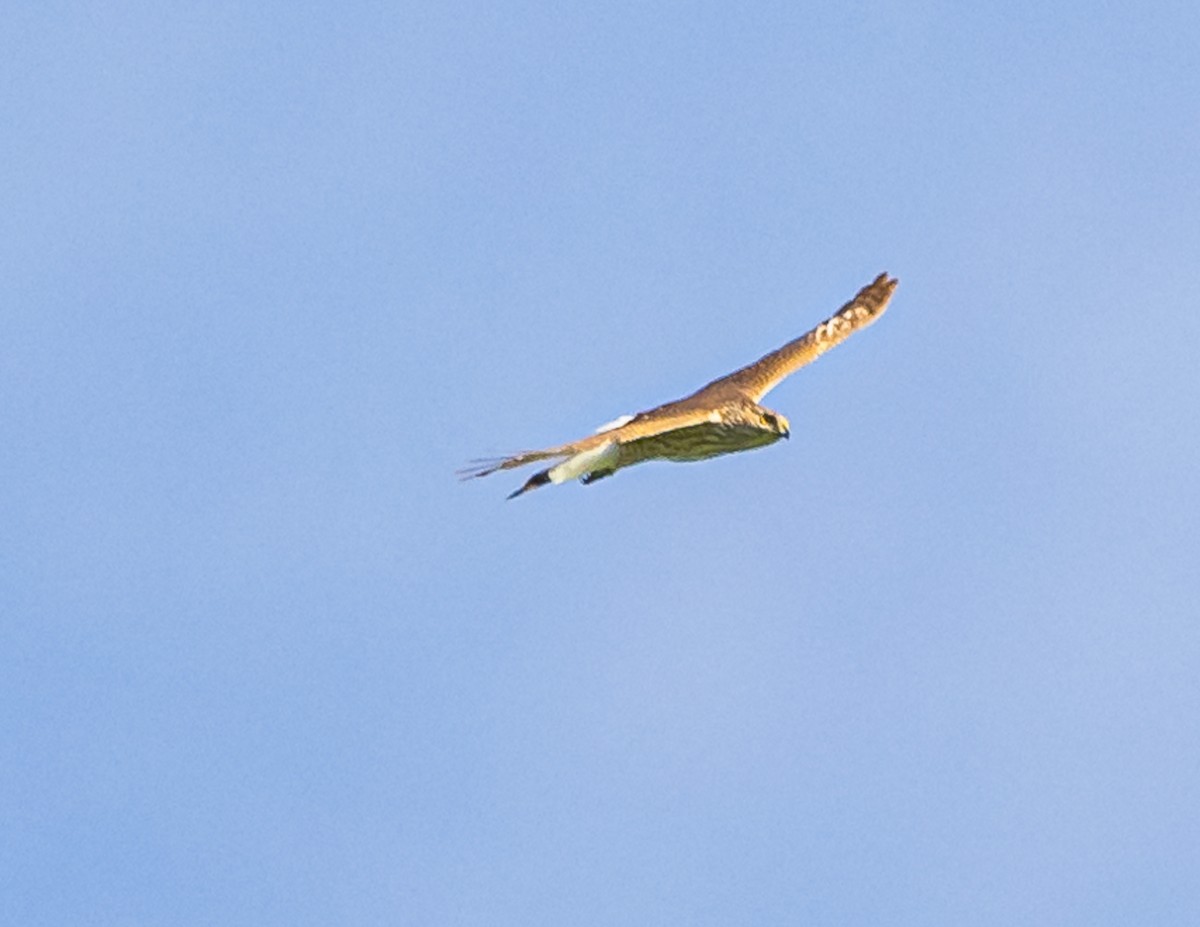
[782,428,790,440]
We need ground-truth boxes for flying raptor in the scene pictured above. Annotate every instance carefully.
[461,273,897,498]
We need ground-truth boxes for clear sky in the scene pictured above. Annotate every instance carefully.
[4,3,1199,924]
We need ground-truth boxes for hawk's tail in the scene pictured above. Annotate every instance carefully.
[506,468,553,499]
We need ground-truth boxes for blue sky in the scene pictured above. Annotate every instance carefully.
[4,2,1199,924]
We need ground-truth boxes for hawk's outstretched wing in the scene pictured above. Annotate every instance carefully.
[693,273,897,403]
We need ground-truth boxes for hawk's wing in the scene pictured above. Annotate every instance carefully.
[457,404,719,481]
[694,273,897,403]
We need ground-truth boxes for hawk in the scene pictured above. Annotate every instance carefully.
[461,273,897,498]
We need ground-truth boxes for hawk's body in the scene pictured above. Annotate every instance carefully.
[462,273,897,498]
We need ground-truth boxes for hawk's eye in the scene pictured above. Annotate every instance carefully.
[763,414,777,428]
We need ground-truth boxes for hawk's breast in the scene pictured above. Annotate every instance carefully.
[624,422,781,464]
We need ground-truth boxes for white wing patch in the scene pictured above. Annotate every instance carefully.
[549,441,620,484]
[594,414,635,434]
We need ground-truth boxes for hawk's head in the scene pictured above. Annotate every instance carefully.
[756,406,790,440]
[722,401,790,441]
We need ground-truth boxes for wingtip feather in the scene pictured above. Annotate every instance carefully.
[456,458,507,481]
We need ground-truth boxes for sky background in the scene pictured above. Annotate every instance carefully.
[4,2,1200,924]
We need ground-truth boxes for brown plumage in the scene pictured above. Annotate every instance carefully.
[461,273,897,498]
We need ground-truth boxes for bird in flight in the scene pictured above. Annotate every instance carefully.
[461,273,897,498]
